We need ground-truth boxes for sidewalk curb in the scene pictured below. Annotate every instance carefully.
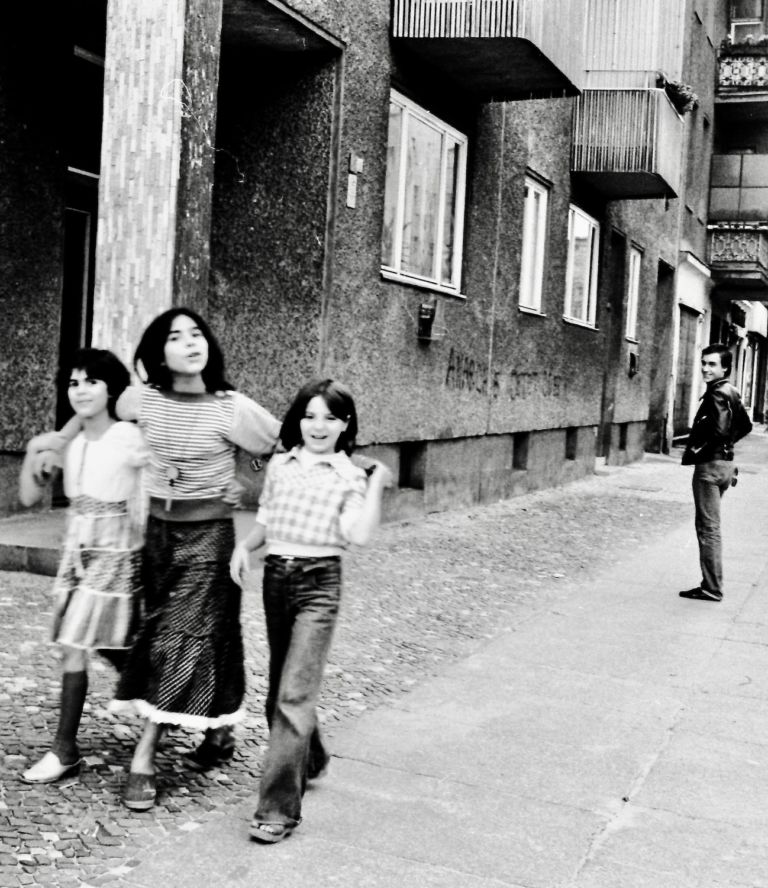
[0,543,59,576]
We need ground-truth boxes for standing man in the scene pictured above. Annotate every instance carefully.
[680,343,752,603]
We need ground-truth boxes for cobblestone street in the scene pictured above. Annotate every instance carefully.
[1,440,762,888]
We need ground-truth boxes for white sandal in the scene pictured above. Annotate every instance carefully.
[21,751,81,784]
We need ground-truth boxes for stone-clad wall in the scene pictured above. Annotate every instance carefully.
[209,48,338,419]
[0,9,67,512]
[91,0,188,366]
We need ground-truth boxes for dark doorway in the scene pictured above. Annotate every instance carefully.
[645,261,676,452]
[56,177,98,427]
[673,306,700,438]
[57,2,106,425]
[597,230,626,459]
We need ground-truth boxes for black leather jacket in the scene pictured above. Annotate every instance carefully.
[681,378,752,465]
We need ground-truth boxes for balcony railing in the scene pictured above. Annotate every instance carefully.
[393,0,518,36]
[582,0,686,89]
[718,44,768,92]
[570,89,683,198]
[709,224,768,294]
[391,0,584,99]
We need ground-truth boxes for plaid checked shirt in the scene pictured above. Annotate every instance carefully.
[256,448,368,549]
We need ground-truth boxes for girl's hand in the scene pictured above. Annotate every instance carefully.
[229,543,251,586]
[367,460,394,489]
[32,449,62,485]
[223,478,246,508]
[128,444,152,469]
[351,455,394,488]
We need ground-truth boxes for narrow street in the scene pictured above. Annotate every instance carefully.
[2,434,767,887]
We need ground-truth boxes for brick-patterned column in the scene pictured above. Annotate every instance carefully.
[92,0,223,364]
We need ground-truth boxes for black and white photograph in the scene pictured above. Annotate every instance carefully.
[1,0,768,885]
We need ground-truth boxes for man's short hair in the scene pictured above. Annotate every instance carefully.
[701,343,732,376]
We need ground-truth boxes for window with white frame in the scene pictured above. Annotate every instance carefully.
[625,245,642,340]
[730,0,763,40]
[519,174,549,312]
[381,90,467,297]
[564,205,600,327]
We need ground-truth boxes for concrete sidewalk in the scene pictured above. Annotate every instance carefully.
[102,438,768,888]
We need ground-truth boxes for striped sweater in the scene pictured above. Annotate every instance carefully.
[117,385,280,521]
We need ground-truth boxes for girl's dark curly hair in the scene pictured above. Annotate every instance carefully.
[133,307,232,392]
[280,379,358,455]
[58,348,131,419]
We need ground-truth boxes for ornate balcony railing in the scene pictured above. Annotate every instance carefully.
[391,0,584,99]
[719,51,768,90]
[709,224,768,294]
[571,89,683,198]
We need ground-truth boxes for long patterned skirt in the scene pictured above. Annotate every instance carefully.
[112,516,245,730]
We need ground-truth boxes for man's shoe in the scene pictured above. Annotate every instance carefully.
[679,586,722,602]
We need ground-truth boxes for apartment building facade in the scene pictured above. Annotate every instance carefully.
[709,0,768,425]
[0,0,754,517]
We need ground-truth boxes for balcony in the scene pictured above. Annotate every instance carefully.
[391,0,584,99]
[709,224,768,295]
[570,89,683,199]
[222,0,341,53]
[717,43,768,120]
[582,0,686,89]
[718,44,768,92]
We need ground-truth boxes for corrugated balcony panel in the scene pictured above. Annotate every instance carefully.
[583,0,685,89]
[709,226,768,294]
[391,0,584,99]
[570,89,683,198]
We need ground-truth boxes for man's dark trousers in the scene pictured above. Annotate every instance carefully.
[692,459,735,597]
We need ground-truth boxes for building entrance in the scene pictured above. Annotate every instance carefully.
[673,306,701,438]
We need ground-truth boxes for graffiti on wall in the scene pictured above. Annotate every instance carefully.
[444,347,565,401]
[445,347,500,396]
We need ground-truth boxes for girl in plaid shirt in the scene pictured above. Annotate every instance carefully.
[230,378,392,844]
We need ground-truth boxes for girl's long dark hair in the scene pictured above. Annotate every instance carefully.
[133,307,232,392]
[280,379,358,455]
[57,348,131,419]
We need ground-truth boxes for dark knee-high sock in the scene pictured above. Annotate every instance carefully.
[52,671,88,764]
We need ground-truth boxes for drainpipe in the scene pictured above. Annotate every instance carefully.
[485,102,506,432]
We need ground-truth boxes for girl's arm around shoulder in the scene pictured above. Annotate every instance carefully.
[228,391,282,457]
[341,459,393,547]
[28,414,82,455]
[111,420,151,468]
